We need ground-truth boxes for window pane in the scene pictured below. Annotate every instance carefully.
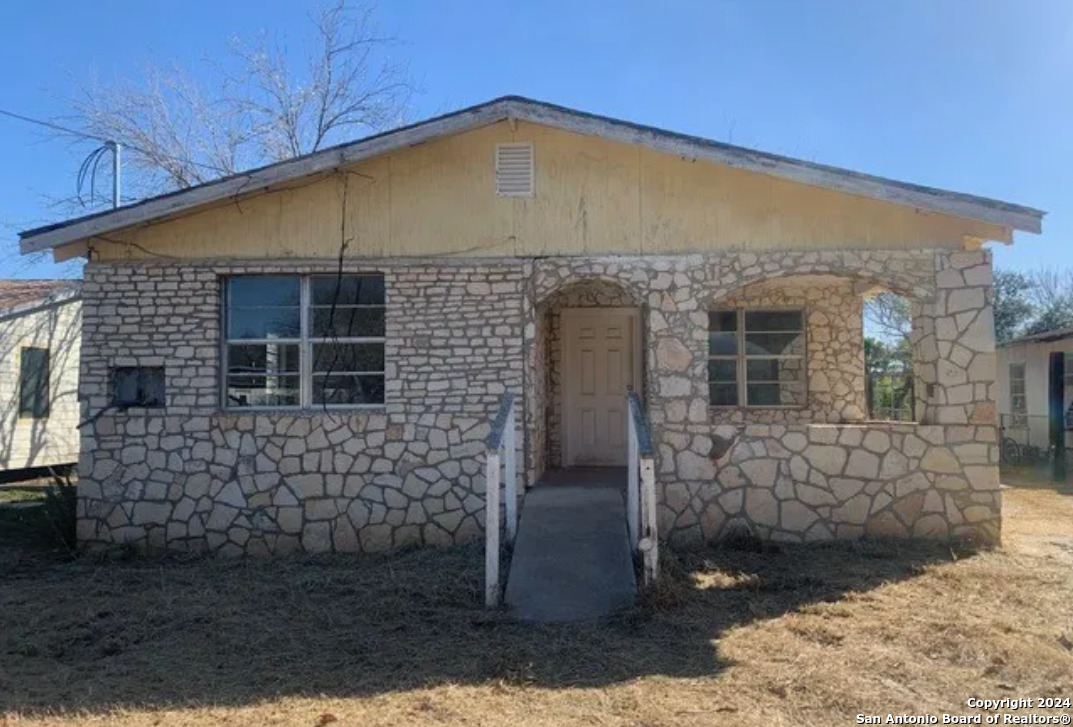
[310,275,384,306]
[226,375,300,407]
[141,368,166,407]
[744,332,804,356]
[228,276,300,307]
[114,369,140,406]
[310,307,385,338]
[747,382,807,407]
[228,307,300,340]
[226,276,300,339]
[19,348,49,418]
[709,332,738,356]
[313,374,385,405]
[228,344,300,375]
[312,343,385,373]
[708,358,737,382]
[746,358,805,383]
[709,382,738,406]
[744,310,803,332]
[709,310,737,332]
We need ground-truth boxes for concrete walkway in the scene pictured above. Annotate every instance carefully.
[504,468,636,622]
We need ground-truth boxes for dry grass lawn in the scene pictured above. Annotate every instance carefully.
[1,480,1071,726]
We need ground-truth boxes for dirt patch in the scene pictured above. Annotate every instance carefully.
[1,488,1071,726]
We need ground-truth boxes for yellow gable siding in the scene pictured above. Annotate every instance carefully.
[71,120,1008,262]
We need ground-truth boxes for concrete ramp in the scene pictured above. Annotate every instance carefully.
[504,475,636,622]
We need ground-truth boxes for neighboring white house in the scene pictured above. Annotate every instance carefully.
[997,326,1073,453]
[0,280,82,473]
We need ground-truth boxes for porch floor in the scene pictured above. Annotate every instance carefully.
[504,468,636,622]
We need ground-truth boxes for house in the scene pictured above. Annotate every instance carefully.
[997,327,1073,455]
[18,96,1043,555]
[0,280,81,473]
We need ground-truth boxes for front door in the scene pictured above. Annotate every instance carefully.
[561,308,641,466]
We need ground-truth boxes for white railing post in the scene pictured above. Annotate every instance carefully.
[484,450,501,608]
[639,456,659,584]
[504,399,517,544]
[626,407,639,548]
[627,390,659,586]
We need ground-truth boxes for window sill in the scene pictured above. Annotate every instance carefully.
[217,405,387,416]
[708,405,809,411]
[108,407,166,416]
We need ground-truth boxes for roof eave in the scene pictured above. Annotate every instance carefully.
[18,96,1046,254]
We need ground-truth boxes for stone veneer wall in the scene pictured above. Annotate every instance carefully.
[78,261,524,555]
[527,249,1000,544]
[78,248,1000,553]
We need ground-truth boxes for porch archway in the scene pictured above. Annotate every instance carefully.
[529,277,646,477]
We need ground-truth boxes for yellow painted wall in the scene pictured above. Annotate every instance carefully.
[69,120,1009,262]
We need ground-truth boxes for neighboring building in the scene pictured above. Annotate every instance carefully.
[997,327,1073,453]
[18,96,1043,554]
[0,280,82,472]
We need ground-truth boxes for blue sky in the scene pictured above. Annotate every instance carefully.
[0,0,1069,279]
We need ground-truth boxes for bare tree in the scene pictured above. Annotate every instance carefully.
[864,293,911,345]
[67,0,412,201]
[1026,267,1073,311]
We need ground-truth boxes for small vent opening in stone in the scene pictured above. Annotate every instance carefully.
[495,142,534,197]
[113,366,166,409]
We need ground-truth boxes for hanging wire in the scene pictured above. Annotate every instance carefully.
[0,106,231,176]
[75,144,113,207]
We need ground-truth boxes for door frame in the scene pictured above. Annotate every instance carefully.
[560,306,643,467]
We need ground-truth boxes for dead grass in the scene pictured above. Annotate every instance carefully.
[1,484,1072,726]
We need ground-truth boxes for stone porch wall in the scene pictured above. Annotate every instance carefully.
[660,422,999,544]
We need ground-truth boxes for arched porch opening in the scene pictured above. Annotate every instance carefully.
[530,277,646,480]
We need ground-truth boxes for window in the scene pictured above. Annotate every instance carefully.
[223,274,385,409]
[113,367,166,408]
[1009,363,1026,427]
[709,309,806,407]
[18,347,49,419]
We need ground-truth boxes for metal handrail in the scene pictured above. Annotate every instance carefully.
[485,393,516,451]
[483,392,517,607]
[628,391,654,456]
[626,391,659,585]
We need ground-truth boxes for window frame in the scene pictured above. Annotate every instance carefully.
[221,273,386,411]
[18,346,50,420]
[708,306,808,409]
[1008,363,1027,427]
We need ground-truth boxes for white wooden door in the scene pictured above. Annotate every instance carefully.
[562,308,641,466]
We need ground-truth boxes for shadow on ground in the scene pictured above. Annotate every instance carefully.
[0,513,968,717]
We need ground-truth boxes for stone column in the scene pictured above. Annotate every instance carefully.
[912,250,997,426]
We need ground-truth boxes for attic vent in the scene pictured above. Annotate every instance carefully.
[495,143,534,197]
